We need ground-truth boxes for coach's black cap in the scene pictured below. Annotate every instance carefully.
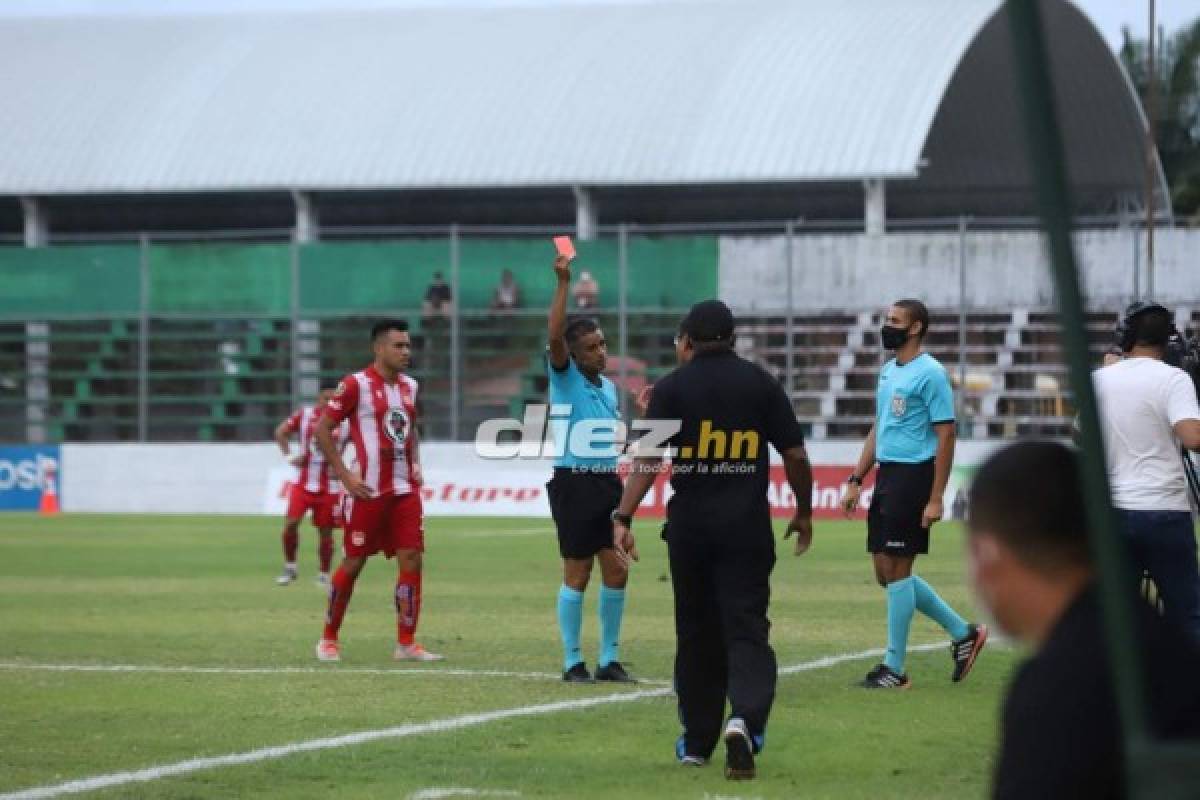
[682,299,735,343]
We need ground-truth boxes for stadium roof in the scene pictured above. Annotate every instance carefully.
[0,0,1156,202]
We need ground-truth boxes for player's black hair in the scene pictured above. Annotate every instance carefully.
[967,441,1090,573]
[318,378,339,391]
[1130,306,1172,348]
[564,317,599,349]
[370,318,410,341]
[893,298,930,339]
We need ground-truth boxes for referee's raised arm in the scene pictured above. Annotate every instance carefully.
[548,255,572,370]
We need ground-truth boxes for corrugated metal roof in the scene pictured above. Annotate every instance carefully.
[0,0,1102,194]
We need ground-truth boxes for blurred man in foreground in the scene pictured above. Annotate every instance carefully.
[967,441,1200,799]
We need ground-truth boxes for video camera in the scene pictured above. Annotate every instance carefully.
[1166,327,1200,400]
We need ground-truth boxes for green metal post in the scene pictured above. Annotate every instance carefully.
[1004,0,1151,768]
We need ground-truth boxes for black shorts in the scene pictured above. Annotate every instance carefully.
[546,468,622,560]
[867,460,935,557]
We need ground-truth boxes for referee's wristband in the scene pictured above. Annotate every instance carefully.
[846,474,863,486]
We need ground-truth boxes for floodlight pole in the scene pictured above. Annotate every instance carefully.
[617,223,629,421]
[1144,0,1157,298]
[785,220,795,400]
[138,234,150,442]
[957,216,968,427]
[289,239,301,411]
[450,224,461,441]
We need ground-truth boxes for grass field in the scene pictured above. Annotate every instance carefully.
[0,513,1020,799]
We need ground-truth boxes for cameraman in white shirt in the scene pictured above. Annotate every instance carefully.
[1094,302,1200,641]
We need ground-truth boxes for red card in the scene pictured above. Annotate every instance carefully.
[553,236,576,260]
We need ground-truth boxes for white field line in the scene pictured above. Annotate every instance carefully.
[0,641,960,800]
[409,790,521,800]
[0,663,580,683]
[0,662,673,687]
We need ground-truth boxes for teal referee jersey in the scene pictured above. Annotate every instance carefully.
[875,353,955,464]
[546,355,621,470]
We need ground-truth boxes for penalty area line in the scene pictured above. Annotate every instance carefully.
[0,642,951,800]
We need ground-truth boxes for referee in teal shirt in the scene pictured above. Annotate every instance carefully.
[544,252,633,684]
[843,299,988,689]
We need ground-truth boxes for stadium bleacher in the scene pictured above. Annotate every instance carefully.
[5,299,1178,444]
[2,227,1194,444]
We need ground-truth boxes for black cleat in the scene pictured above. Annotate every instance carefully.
[595,661,636,683]
[562,662,594,683]
[723,717,756,780]
[951,623,989,682]
[861,663,912,690]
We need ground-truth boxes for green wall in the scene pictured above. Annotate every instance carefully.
[0,245,140,316]
[0,236,718,317]
[150,244,291,314]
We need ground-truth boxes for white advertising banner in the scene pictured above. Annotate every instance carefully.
[61,440,1005,517]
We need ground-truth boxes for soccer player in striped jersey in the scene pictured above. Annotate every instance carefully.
[313,319,443,663]
[273,380,348,587]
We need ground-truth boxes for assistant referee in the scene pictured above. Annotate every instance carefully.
[611,300,813,782]
[843,298,986,689]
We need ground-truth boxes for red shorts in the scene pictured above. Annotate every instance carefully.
[286,486,338,529]
[342,492,424,558]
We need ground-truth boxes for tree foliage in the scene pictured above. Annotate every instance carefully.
[1120,16,1200,220]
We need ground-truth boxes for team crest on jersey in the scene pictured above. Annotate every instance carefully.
[351,531,366,547]
[891,392,907,417]
[385,407,410,447]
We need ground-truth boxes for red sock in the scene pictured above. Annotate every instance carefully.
[395,571,422,646]
[323,566,356,641]
[317,535,334,573]
[282,527,299,563]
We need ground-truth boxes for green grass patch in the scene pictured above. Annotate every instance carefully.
[0,513,1017,798]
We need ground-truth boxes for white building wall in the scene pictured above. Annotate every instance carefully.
[719,228,1197,311]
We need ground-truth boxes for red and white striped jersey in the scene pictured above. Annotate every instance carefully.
[283,407,348,494]
[324,365,419,497]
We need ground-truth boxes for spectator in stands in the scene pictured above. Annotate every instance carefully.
[968,440,1200,799]
[422,272,453,322]
[573,270,599,310]
[1095,302,1200,641]
[491,269,522,311]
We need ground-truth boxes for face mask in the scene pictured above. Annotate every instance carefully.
[880,325,910,350]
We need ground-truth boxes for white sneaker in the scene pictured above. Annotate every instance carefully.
[315,639,340,662]
[393,643,444,662]
[275,568,297,586]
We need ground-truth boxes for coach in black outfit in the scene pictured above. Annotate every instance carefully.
[611,300,814,782]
